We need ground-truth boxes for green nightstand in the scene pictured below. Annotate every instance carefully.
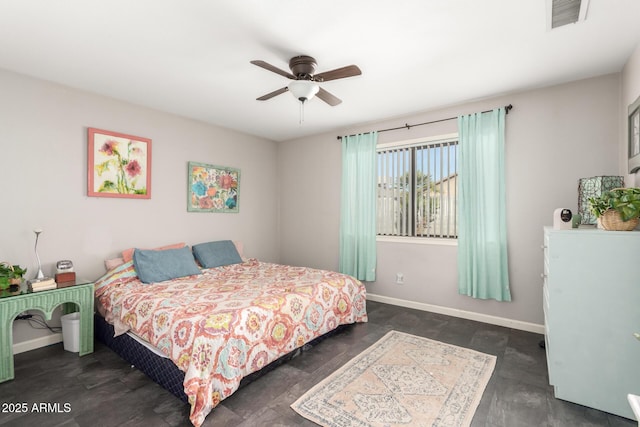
[0,280,94,383]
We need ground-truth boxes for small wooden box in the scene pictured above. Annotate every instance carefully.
[55,272,76,283]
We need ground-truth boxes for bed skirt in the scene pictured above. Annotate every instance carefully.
[94,313,189,402]
[94,313,349,406]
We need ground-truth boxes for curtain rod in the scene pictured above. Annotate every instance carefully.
[336,104,513,140]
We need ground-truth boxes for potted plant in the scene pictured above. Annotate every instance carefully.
[589,187,640,231]
[0,262,27,288]
[9,265,27,284]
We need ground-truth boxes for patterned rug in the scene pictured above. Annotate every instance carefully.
[291,330,496,427]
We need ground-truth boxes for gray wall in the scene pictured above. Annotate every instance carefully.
[0,69,279,346]
[4,52,635,347]
[278,73,621,327]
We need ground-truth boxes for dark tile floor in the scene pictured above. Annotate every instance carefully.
[0,301,635,427]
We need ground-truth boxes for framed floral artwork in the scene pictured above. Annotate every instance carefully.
[87,128,152,198]
[188,161,240,213]
[629,95,640,173]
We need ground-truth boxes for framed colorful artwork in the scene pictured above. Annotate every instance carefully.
[87,128,152,198]
[629,95,640,173]
[187,161,240,213]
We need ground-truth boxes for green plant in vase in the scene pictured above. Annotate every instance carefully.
[9,265,27,284]
[588,187,640,231]
[0,263,27,288]
[0,265,11,289]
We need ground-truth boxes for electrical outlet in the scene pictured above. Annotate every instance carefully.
[396,273,404,285]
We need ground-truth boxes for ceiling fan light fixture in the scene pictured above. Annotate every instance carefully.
[252,56,357,106]
[288,80,319,103]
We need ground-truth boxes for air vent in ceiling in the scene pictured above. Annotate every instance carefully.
[548,0,589,29]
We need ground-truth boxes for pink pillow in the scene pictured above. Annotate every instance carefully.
[122,242,186,263]
[104,257,125,271]
[233,241,244,258]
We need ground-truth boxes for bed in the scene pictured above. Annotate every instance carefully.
[93,241,368,426]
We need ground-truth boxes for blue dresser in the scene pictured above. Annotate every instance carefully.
[543,226,640,419]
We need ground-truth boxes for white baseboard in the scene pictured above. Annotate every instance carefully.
[366,293,545,335]
[13,333,62,355]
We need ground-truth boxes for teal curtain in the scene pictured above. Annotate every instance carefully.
[457,108,511,301]
[339,132,378,281]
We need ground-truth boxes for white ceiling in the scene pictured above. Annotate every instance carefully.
[0,1,639,142]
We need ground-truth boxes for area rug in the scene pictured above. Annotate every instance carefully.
[291,330,496,427]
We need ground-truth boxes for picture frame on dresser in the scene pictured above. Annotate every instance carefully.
[629,95,640,173]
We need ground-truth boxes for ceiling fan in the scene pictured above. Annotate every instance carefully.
[251,55,362,106]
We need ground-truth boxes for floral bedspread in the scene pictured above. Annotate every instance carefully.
[94,259,368,426]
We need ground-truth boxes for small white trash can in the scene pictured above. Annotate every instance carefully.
[60,312,80,353]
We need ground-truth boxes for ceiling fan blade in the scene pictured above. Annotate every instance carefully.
[316,87,342,106]
[256,87,289,101]
[250,60,296,79]
[314,65,361,82]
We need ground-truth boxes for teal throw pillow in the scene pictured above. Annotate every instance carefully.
[133,246,201,284]
[192,240,243,269]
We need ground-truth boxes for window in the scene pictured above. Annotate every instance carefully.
[377,134,458,238]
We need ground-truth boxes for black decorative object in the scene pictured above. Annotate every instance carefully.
[578,176,624,225]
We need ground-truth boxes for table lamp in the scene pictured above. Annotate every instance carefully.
[33,228,45,281]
